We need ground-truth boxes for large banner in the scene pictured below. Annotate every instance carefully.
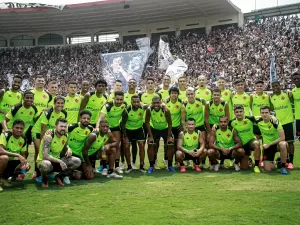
[165,59,188,85]
[270,54,276,82]
[101,50,148,91]
[0,2,65,10]
[158,38,174,70]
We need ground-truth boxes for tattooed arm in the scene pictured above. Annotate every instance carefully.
[43,135,63,164]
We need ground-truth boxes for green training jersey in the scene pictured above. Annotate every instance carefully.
[156,88,169,101]
[184,98,205,127]
[6,103,38,134]
[108,92,115,102]
[88,133,109,156]
[251,93,270,117]
[256,118,283,145]
[47,94,56,107]
[165,98,182,127]
[64,95,82,124]
[182,130,199,151]
[125,105,147,130]
[37,130,68,162]
[178,89,187,101]
[84,92,107,125]
[215,127,235,149]
[0,131,26,160]
[32,107,67,134]
[292,88,300,120]
[149,107,168,130]
[195,88,211,102]
[101,102,127,128]
[232,92,251,117]
[221,89,233,119]
[139,92,160,105]
[229,116,256,145]
[31,89,52,116]
[68,123,93,157]
[208,100,226,125]
[270,92,293,125]
[124,92,138,106]
[0,88,22,122]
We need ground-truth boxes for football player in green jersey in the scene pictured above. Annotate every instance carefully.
[68,110,93,162]
[195,75,212,102]
[250,80,270,138]
[145,96,175,173]
[98,91,127,174]
[31,75,52,116]
[231,79,251,117]
[156,75,171,101]
[176,118,207,173]
[123,95,147,173]
[271,80,294,170]
[82,119,122,179]
[208,116,243,171]
[291,72,300,137]
[64,81,81,124]
[0,120,30,190]
[178,76,187,101]
[229,105,261,173]
[217,77,233,119]
[79,79,107,127]
[47,80,58,107]
[257,106,288,174]
[123,79,139,169]
[0,74,23,134]
[37,118,81,188]
[2,90,38,155]
[139,77,160,105]
[108,79,123,102]
[79,80,90,98]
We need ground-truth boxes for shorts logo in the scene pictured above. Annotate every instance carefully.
[193,136,197,140]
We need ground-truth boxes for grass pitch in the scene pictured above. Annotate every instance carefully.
[1,143,300,225]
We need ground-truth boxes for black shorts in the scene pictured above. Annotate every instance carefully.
[25,126,33,145]
[172,127,180,140]
[78,152,98,170]
[253,125,261,136]
[242,139,256,156]
[263,144,278,161]
[195,125,206,132]
[218,150,234,160]
[2,160,20,179]
[184,152,199,161]
[282,122,294,142]
[296,120,300,137]
[110,126,121,132]
[126,128,145,142]
[150,128,168,142]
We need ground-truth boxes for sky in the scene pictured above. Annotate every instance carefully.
[1,0,300,12]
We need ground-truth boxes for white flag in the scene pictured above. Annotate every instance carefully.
[165,59,188,85]
[136,37,153,57]
[158,38,174,70]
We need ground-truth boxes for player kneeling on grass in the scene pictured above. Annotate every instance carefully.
[81,119,123,179]
[0,120,30,191]
[257,106,288,174]
[208,116,244,171]
[176,118,207,173]
[37,118,81,188]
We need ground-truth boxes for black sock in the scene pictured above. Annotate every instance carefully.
[132,157,136,164]
[139,164,144,169]
[281,162,286,169]
[289,154,294,164]
[108,169,113,174]
[202,160,205,164]
[115,160,120,168]
[168,160,172,167]
[128,164,132,170]
[255,160,259,167]
[164,153,168,161]
[150,161,155,167]
[220,159,225,165]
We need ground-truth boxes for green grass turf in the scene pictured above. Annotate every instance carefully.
[1,143,300,225]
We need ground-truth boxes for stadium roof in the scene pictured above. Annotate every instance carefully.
[0,0,241,34]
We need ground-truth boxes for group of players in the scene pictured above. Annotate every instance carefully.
[0,72,300,190]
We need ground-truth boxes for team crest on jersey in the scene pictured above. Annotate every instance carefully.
[42,95,47,99]
[262,96,265,100]
[30,111,33,115]
[75,99,79,103]
[243,96,247,100]
[268,125,272,129]
[196,104,200,108]
[193,136,197,140]
[281,96,285,100]
[219,108,223,112]
[226,134,231,138]
[121,106,124,109]
[160,113,163,117]
[224,92,228,96]
[104,138,107,142]
[205,91,209,95]
[138,112,142,116]
[19,142,23,147]
[85,131,89,135]
[62,140,65,145]
[176,105,179,109]
[243,121,247,125]
[17,96,20,99]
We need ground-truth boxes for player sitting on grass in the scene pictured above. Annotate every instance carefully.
[81,119,123,179]
[208,116,244,171]
[37,118,81,188]
[257,106,288,174]
[176,118,207,173]
[0,120,30,191]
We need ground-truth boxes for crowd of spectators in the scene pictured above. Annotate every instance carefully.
[0,15,299,95]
